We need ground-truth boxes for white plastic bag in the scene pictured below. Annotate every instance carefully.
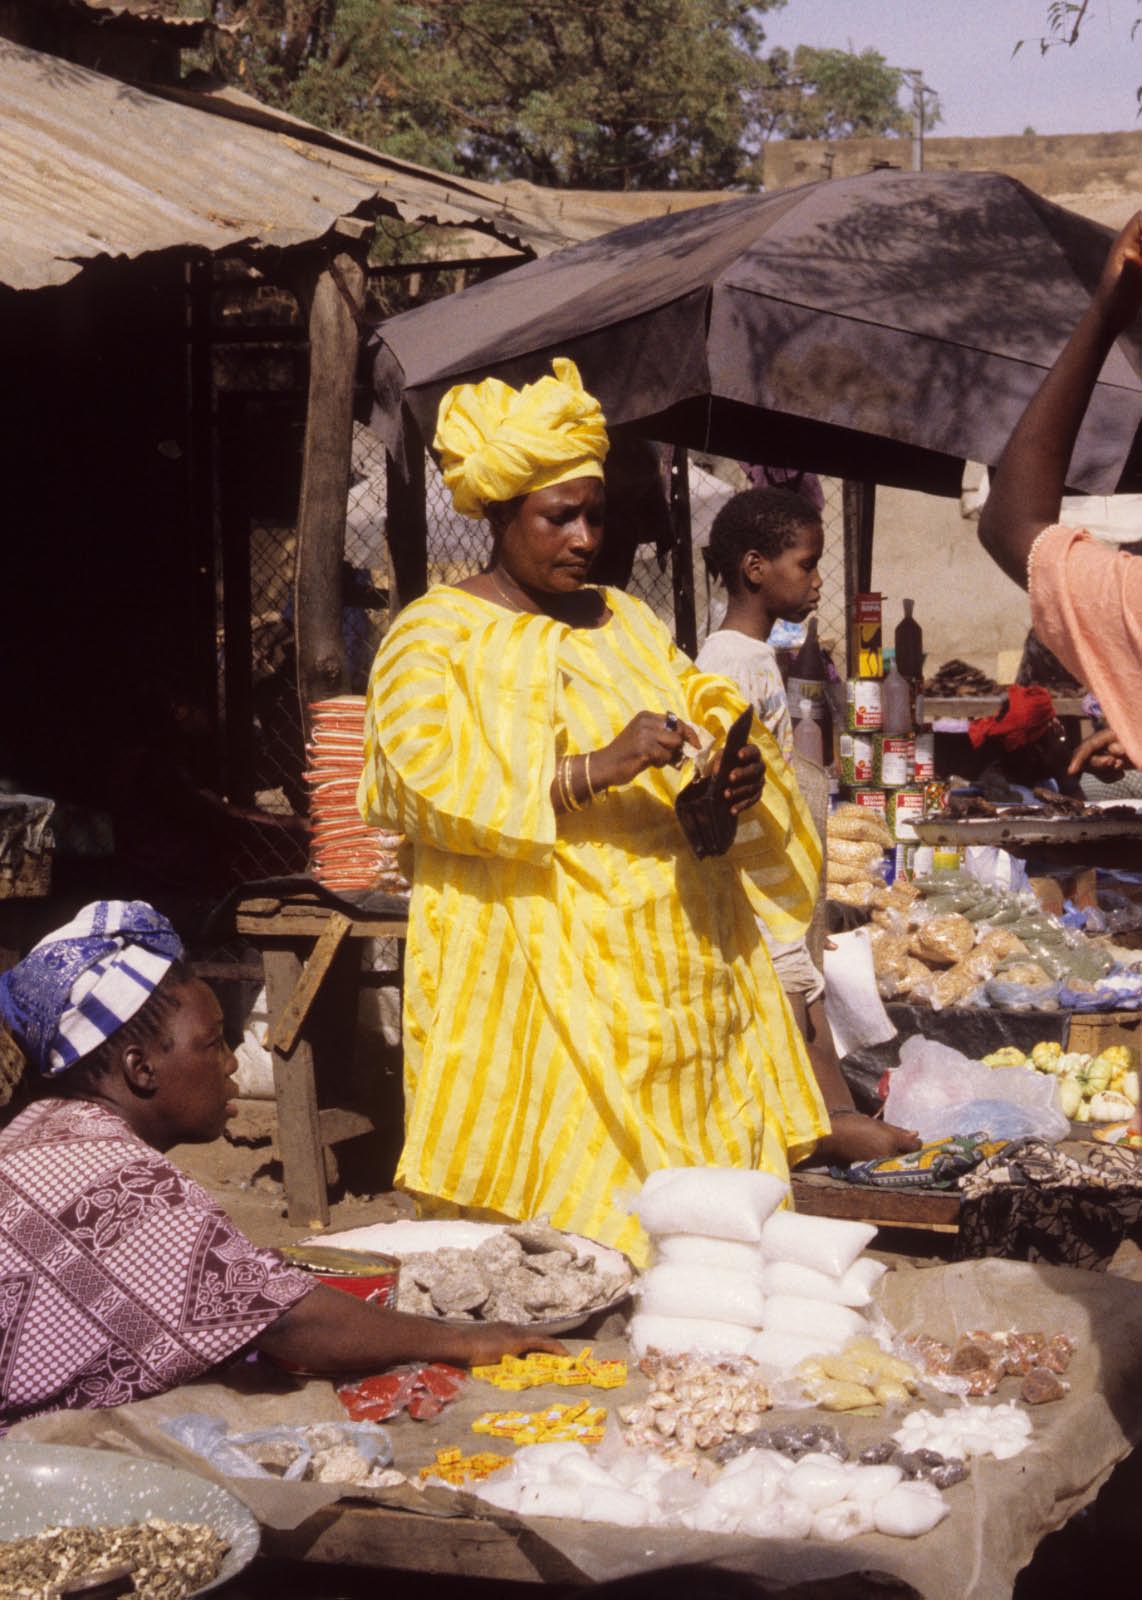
[761,1256,886,1307]
[637,1263,765,1327]
[637,1168,787,1241]
[760,1211,876,1278]
[653,1234,763,1273]
[883,1036,1069,1143]
[627,1312,756,1358]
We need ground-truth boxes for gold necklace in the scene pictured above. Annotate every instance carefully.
[488,568,532,612]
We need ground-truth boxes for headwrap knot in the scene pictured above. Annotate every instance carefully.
[0,900,183,1076]
[434,357,609,518]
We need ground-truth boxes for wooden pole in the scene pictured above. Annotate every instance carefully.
[667,444,697,657]
[385,414,429,611]
[294,217,370,735]
[842,480,877,677]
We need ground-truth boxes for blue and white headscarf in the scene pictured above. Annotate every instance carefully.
[0,901,184,1076]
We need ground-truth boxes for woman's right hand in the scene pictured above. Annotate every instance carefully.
[592,711,700,790]
[1067,726,1132,780]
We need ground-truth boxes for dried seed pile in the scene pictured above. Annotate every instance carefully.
[0,1518,228,1600]
[618,1353,772,1457]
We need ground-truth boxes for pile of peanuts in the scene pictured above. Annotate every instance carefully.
[618,1353,772,1457]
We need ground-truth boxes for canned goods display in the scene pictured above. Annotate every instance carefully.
[876,735,914,788]
[848,786,887,815]
[886,785,925,842]
[913,730,935,782]
[845,678,882,731]
[839,733,875,785]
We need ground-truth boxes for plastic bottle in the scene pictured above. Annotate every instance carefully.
[881,649,912,738]
[787,613,832,747]
[792,698,824,764]
[895,598,924,682]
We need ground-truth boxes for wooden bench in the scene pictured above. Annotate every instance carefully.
[791,1169,961,1233]
[235,892,409,1228]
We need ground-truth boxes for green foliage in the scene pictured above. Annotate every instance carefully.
[764,46,937,141]
[192,2,931,188]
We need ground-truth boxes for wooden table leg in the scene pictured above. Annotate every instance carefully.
[264,945,329,1229]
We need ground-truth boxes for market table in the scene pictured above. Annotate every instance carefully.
[12,1260,1142,1600]
[790,1171,960,1234]
[234,890,410,1228]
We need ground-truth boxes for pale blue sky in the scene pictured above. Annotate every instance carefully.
[760,0,1141,138]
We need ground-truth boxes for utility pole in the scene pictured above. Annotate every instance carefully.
[905,69,925,171]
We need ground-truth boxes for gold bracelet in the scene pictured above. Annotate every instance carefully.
[564,754,585,812]
[555,754,572,812]
[584,751,607,802]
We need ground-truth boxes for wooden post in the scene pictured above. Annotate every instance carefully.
[294,218,371,735]
[667,444,698,657]
[263,945,329,1228]
[842,480,877,677]
[385,417,429,610]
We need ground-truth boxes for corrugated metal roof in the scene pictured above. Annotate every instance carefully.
[0,39,629,291]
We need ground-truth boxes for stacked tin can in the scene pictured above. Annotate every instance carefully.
[838,595,933,879]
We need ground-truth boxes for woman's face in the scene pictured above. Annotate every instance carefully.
[151,978,238,1145]
[497,477,606,593]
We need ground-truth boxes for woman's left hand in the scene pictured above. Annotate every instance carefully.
[724,741,765,814]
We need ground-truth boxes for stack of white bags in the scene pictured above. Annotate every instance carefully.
[628,1167,887,1372]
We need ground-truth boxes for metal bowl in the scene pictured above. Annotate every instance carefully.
[309,1219,636,1336]
[0,1442,260,1594]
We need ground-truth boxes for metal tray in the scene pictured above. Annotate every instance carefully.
[0,1442,260,1593]
[308,1219,635,1335]
[914,807,1142,866]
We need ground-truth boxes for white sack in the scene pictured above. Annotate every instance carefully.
[761,1256,887,1307]
[637,1263,765,1328]
[761,1210,876,1278]
[638,1168,787,1242]
[627,1312,756,1359]
[761,1294,869,1346]
[745,1328,843,1372]
[653,1234,764,1274]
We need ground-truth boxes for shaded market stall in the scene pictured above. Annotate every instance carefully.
[370,168,1142,652]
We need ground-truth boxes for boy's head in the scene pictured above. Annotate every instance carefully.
[703,487,823,620]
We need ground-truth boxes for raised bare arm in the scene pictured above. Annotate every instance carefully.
[978,212,1142,588]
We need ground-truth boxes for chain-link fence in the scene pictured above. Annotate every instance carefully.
[349,428,847,661]
[223,425,849,887]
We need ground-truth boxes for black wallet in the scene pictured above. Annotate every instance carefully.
[674,707,758,858]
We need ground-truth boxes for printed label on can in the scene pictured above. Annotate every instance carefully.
[913,730,935,781]
[880,736,914,788]
[845,678,882,731]
[850,787,887,815]
[889,786,925,842]
[839,736,875,784]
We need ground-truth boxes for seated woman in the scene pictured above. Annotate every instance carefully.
[0,902,559,1433]
[358,359,828,1263]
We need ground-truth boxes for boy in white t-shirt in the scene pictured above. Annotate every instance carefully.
[697,487,919,1166]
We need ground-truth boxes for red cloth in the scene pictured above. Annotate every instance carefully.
[967,685,1056,751]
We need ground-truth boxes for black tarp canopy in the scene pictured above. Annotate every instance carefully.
[372,169,1142,496]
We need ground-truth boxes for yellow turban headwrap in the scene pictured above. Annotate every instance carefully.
[434,357,610,519]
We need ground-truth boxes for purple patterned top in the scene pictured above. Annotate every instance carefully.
[0,1099,314,1431]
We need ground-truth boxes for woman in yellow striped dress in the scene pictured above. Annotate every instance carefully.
[358,360,827,1262]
